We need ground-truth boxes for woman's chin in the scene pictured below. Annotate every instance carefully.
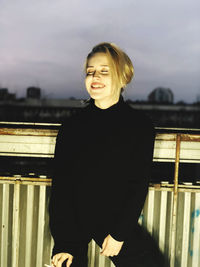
[89,92,105,99]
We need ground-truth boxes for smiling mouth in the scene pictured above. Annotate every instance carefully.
[91,83,105,89]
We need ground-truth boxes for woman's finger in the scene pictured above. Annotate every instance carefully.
[57,258,63,267]
[103,248,117,257]
[52,253,73,267]
[101,238,108,253]
[57,254,69,267]
[66,256,73,267]
[102,248,110,256]
[52,253,62,266]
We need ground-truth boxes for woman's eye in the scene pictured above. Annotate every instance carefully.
[101,70,108,74]
[87,71,94,75]
[86,69,108,75]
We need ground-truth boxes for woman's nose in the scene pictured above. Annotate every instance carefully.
[93,70,100,77]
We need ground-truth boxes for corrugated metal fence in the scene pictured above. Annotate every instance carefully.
[0,122,200,267]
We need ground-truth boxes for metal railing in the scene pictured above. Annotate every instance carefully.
[0,122,200,267]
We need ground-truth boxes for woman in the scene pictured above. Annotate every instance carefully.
[49,42,168,267]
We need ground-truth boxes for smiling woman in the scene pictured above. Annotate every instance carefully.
[84,43,134,109]
[85,53,114,108]
[49,42,169,267]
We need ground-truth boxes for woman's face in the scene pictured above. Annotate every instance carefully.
[85,52,119,102]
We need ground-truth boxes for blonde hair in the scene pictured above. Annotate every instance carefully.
[84,42,134,93]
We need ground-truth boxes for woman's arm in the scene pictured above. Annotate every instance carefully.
[109,118,155,241]
[48,119,82,258]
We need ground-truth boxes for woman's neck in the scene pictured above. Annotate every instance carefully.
[94,94,120,110]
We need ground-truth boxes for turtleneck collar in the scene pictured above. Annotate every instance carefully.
[87,94,126,112]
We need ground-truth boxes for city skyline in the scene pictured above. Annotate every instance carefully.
[0,0,200,103]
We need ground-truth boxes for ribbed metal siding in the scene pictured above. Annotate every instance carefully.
[1,179,200,267]
[0,181,53,267]
[0,180,116,267]
[176,189,200,267]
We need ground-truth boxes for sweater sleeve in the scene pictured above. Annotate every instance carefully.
[48,119,83,258]
[109,118,155,241]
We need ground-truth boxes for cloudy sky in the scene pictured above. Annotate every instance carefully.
[0,0,200,103]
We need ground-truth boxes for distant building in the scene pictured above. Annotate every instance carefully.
[148,87,174,104]
[0,88,16,101]
[196,95,200,103]
[27,87,41,99]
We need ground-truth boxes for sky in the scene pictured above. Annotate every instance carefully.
[0,0,200,103]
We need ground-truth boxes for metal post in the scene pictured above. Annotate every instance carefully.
[12,182,20,267]
[36,185,46,267]
[170,134,181,267]
[1,184,9,267]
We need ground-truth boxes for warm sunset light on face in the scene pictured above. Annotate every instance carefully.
[85,53,112,98]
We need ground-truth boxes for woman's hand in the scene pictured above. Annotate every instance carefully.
[52,253,73,267]
[100,234,124,257]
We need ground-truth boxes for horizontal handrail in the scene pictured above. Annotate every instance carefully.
[0,125,200,163]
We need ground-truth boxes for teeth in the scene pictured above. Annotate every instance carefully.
[92,85,104,88]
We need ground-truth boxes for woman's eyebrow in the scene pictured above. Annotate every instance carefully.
[87,65,109,68]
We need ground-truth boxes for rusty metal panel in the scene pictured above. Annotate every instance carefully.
[1,126,200,164]
[0,134,56,157]
[0,127,58,136]
[180,141,200,163]
[0,129,182,160]
[153,139,176,162]
[0,125,58,157]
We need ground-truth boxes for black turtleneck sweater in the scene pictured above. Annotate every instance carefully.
[49,94,155,257]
